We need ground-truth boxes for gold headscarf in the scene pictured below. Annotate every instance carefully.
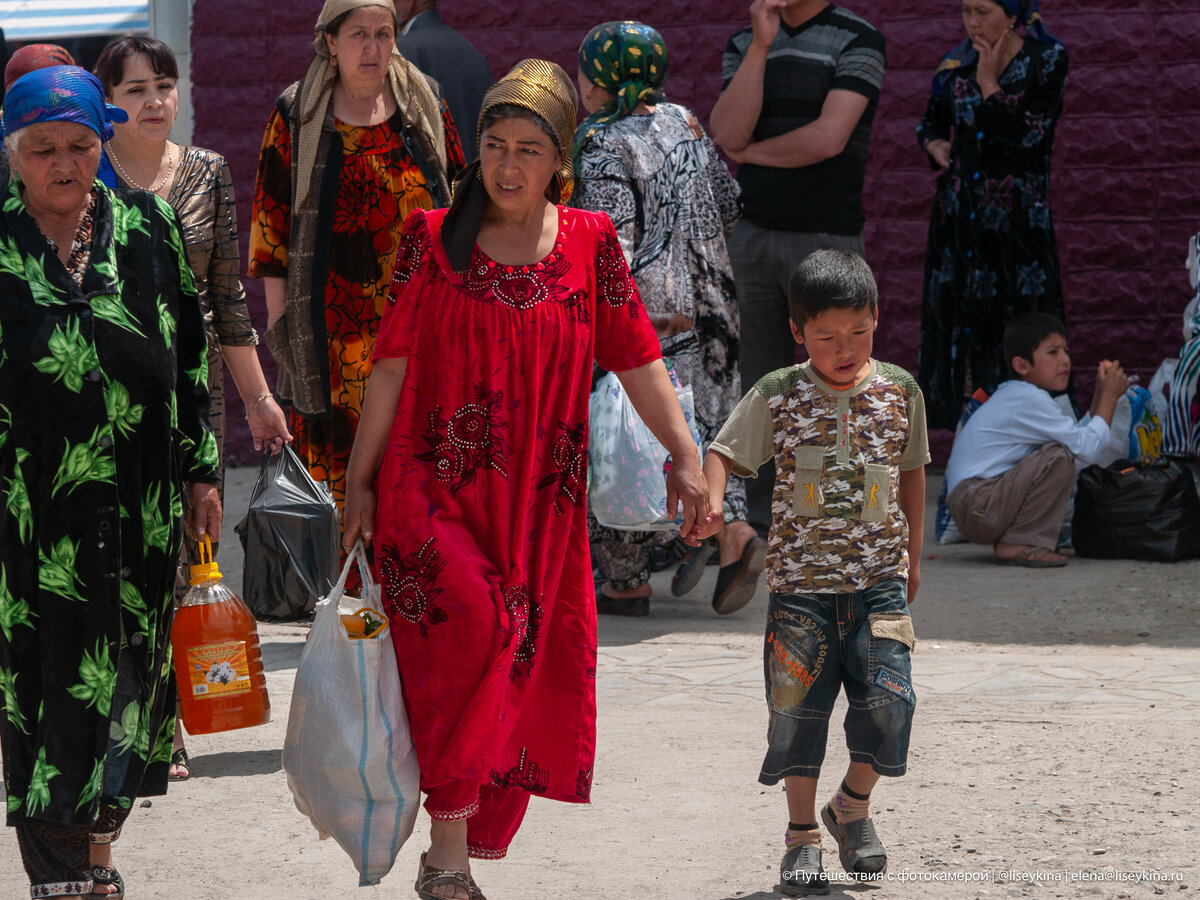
[476,58,578,203]
[293,0,448,206]
[442,59,578,272]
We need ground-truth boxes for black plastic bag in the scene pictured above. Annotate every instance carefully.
[235,445,340,620]
[1072,459,1200,561]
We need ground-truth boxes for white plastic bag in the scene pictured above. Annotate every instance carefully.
[588,368,702,531]
[281,543,419,886]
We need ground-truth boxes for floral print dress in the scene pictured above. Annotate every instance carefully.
[917,38,1068,429]
[249,106,464,507]
[0,180,217,827]
[371,206,660,859]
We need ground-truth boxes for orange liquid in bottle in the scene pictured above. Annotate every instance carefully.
[171,543,271,735]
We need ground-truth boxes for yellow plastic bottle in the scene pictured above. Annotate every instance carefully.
[170,538,271,734]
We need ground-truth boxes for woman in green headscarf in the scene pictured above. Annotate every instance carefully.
[573,22,764,618]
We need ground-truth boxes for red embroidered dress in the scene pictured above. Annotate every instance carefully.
[373,206,660,858]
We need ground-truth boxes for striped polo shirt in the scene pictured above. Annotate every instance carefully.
[721,4,885,235]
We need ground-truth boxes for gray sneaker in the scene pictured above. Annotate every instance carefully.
[779,843,830,896]
[821,802,888,879]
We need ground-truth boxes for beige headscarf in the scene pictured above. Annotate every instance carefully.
[293,0,447,205]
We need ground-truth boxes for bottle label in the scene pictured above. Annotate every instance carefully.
[185,640,252,698]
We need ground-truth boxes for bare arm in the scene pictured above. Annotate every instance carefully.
[709,0,785,150]
[724,89,870,168]
[219,345,292,452]
[615,359,712,541]
[1088,360,1130,426]
[897,466,926,604]
[264,276,286,330]
[342,356,408,549]
[693,450,735,541]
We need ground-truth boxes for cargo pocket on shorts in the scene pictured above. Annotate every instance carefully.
[792,447,825,517]
[859,463,889,523]
[868,611,916,651]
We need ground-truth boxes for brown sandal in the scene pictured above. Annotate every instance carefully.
[415,852,486,900]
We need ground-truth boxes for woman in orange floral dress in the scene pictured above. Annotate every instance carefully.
[249,0,464,508]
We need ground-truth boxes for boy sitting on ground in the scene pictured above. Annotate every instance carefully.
[694,249,928,894]
[944,312,1130,567]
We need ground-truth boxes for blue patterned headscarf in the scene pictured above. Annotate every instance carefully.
[932,0,1062,96]
[572,21,667,167]
[1,65,128,142]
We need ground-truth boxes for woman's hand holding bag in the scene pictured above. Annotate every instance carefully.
[281,542,419,886]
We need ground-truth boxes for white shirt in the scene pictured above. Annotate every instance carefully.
[944,380,1112,495]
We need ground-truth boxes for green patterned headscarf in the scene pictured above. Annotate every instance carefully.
[572,21,667,163]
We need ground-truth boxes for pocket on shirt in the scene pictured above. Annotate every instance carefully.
[860,463,889,523]
[792,447,825,517]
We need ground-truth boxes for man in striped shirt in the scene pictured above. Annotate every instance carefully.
[711,0,886,539]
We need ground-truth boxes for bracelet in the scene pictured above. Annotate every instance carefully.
[245,391,272,418]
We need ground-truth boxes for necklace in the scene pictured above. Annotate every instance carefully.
[107,142,175,194]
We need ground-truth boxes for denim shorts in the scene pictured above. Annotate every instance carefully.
[759,579,916,784]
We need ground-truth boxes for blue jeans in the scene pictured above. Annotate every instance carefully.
[759,579,915,783]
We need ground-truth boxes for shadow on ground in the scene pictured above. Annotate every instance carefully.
[188,748,282,778]
[600,475,1200,650]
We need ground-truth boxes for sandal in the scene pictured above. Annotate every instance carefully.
[90,864,125,899]
[670,539,715,597]
[168,746,190,781]
[997,546,1067,568]
[415,852,482,900]
[820,802,887,879]
[779,842,830,896]
[595,584,650,617]
[711,536,767,615]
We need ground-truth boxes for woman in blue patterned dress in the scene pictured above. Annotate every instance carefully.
[917,0,1068,429]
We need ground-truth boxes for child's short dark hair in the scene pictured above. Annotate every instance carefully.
[1003,313,1068,377]
[788,249,878,328]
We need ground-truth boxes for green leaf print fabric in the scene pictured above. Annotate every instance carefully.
[0,177,217,827]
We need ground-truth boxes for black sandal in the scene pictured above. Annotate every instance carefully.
[711,536,767,615]
[168,746,190,781]
[90,863,125,899]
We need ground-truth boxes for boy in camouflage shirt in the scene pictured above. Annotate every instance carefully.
[696,250,928,895]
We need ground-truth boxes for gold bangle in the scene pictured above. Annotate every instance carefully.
[245,391,272,418]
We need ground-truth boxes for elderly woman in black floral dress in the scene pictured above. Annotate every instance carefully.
[0,67,219,899]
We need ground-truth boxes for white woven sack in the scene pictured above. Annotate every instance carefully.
[282,543,419,886]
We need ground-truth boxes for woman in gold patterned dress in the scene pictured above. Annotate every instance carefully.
[94,36,292,784]
[248,0,463,511]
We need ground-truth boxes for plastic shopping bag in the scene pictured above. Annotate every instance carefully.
[1072,459,1200,561]
[588,368,702,531]
[234,444,340,620]
[281,543,420,886]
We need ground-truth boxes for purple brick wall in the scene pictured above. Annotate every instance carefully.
[192,1,1200,462]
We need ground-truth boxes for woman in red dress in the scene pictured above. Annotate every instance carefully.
[343,59,711,900]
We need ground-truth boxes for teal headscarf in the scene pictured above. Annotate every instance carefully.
[571,21,667,166]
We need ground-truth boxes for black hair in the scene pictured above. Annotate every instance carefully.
[478,103,558,149]
[93,36,179,94]
[787,248,878,328]
[1003,312,1068,377]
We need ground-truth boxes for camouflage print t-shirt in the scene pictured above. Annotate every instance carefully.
[710,360,930,593]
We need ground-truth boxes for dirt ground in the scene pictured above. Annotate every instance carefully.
[2,469,1197,899]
